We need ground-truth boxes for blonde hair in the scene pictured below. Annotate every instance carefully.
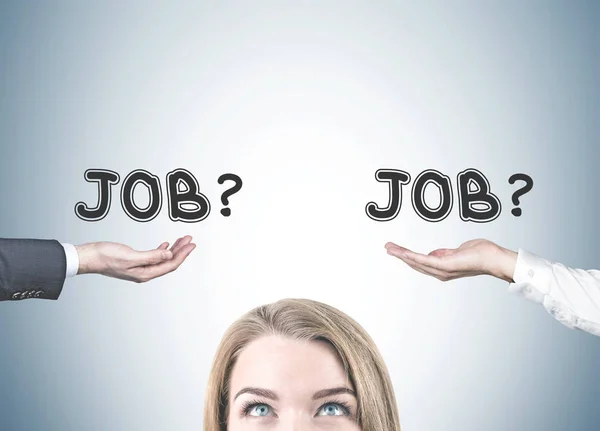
[203,298,401,431]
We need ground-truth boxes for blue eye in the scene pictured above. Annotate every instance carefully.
[248,404,272,417]
[316,403,349,416]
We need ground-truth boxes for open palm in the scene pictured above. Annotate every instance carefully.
[77,235,196,282]
[385,239,515,282]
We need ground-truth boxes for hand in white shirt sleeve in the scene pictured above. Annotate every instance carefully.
[384,239,600,337]
[509,249,600,336]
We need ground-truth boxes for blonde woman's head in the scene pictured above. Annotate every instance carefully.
[204,298,401,431]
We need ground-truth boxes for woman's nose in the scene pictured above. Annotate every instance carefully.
[276,410,314,431]
[285,421,312,431]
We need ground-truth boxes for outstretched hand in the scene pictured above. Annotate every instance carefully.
[385,239,517,283]
[75,235,196,282]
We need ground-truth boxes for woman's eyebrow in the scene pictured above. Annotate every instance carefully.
[312,387,356,400]
[234,387,279,401]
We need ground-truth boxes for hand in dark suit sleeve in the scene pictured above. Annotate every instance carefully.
[0,235,196,302]
[0,238,67,301]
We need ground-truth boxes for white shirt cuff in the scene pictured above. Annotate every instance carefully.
[61,243,79,278]
[508,248,553,304]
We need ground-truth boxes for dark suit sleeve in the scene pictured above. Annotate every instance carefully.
[0,238,67,301]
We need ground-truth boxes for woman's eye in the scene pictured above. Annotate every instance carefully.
[248,404,272,417]
[316,403,348,416]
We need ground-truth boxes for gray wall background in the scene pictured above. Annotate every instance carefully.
[1,1,599,430]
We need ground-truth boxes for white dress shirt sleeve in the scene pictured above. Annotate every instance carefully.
[60,243,79,278]
[508,249,600,336]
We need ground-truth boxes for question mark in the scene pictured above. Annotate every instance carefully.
[218,173,243,217]
[508,173,533,217]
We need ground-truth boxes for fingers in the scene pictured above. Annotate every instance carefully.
[125,236,193,267]
[169,236,183,252]
[130,248,174,266]
[134,242,196,282]
[386,243,434,266]
[120,235,192,274]
[386,246,450,280]
[157,235,192,254]
[386,242,455,260]
[170,235,193,254]
[164,242,196,270]
[398,248,457,272]
[384,242,408,252]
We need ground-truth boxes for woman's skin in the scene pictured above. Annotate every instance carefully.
[227,335,361,430]
[384,239,518,283]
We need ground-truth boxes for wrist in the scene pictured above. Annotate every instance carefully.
[74,243,99,274]
[491,246,518,282]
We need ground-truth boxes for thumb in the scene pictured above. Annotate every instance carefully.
[129,249,173,266]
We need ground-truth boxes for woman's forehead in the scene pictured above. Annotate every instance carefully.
[229,335,353,399]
